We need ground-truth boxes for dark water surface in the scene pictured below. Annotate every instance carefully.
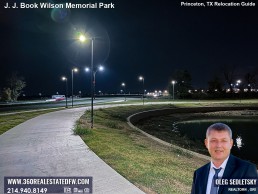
[136,115,258,165]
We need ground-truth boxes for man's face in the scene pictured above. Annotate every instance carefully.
[205,129,233,164]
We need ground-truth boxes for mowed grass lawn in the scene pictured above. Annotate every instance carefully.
[0,109,64,135]
[75,105,209,194]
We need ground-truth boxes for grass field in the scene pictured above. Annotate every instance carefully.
[0,108,64,135]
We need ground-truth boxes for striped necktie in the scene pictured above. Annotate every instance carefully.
[210,167,222,194]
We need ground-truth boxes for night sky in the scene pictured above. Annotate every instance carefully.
[1,0,258,96]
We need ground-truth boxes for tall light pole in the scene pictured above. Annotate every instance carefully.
[236,80,241,89]
[85,65,104,100]
[139,76,145,105]
[236,79,241,103]
[62,76,68,108]
[79,34,95,128]
[121,82,126,101]
[171,80,176,100]
[93,66,104,99]
[71,68,78,107]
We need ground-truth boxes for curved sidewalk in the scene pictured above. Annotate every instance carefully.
[0,107,145,194]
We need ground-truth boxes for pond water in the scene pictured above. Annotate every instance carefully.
[176,119,258,164]
[136,115,258,165]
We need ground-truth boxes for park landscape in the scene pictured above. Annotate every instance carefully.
[1,99,258,193]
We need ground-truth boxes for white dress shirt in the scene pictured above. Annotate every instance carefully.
[206,156,229,194]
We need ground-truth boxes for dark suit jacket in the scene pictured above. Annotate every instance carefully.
[191,155,258,194]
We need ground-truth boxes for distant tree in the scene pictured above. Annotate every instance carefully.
[221,64,237,93]
[244,72,256,92]
[169,70,192,98]
[1,88,12,102]
[6,72,26,101]
[208,76,223,93]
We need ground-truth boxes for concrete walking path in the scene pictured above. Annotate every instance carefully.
[0,107,145,194]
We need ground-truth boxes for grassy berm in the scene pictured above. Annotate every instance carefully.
[74,104,208,194]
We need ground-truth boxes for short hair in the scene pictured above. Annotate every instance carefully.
[206,123,232,139]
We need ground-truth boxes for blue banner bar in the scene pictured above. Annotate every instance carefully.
[4,176,92,193]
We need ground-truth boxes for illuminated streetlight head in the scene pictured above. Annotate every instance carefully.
[99,66,104,71]
[85,67,90,72]
[237,80,241,84]
[121,82,125,87]
[79,34,86,42]
[62,76,67,81]
[73,68,78,72]
[171,80,176,84]
[139,76,144,81]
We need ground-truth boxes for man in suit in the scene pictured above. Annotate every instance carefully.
[191,123,258,194]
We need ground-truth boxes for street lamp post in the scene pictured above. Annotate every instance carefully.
[93,66,103,99]
[85,65,104,100]
[236,80,241,103]
[71,68,78,107]
[85,64,104,128]
[139,76,145,105]
[236,80,241,89]
[121,82,126,101]
[171,80,176,100]
[62,76,68,108]
[90,38,94,128]
[79,34,95,128]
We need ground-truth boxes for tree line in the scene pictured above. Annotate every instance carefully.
[0,65,257,102]
[168,65,257,99]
